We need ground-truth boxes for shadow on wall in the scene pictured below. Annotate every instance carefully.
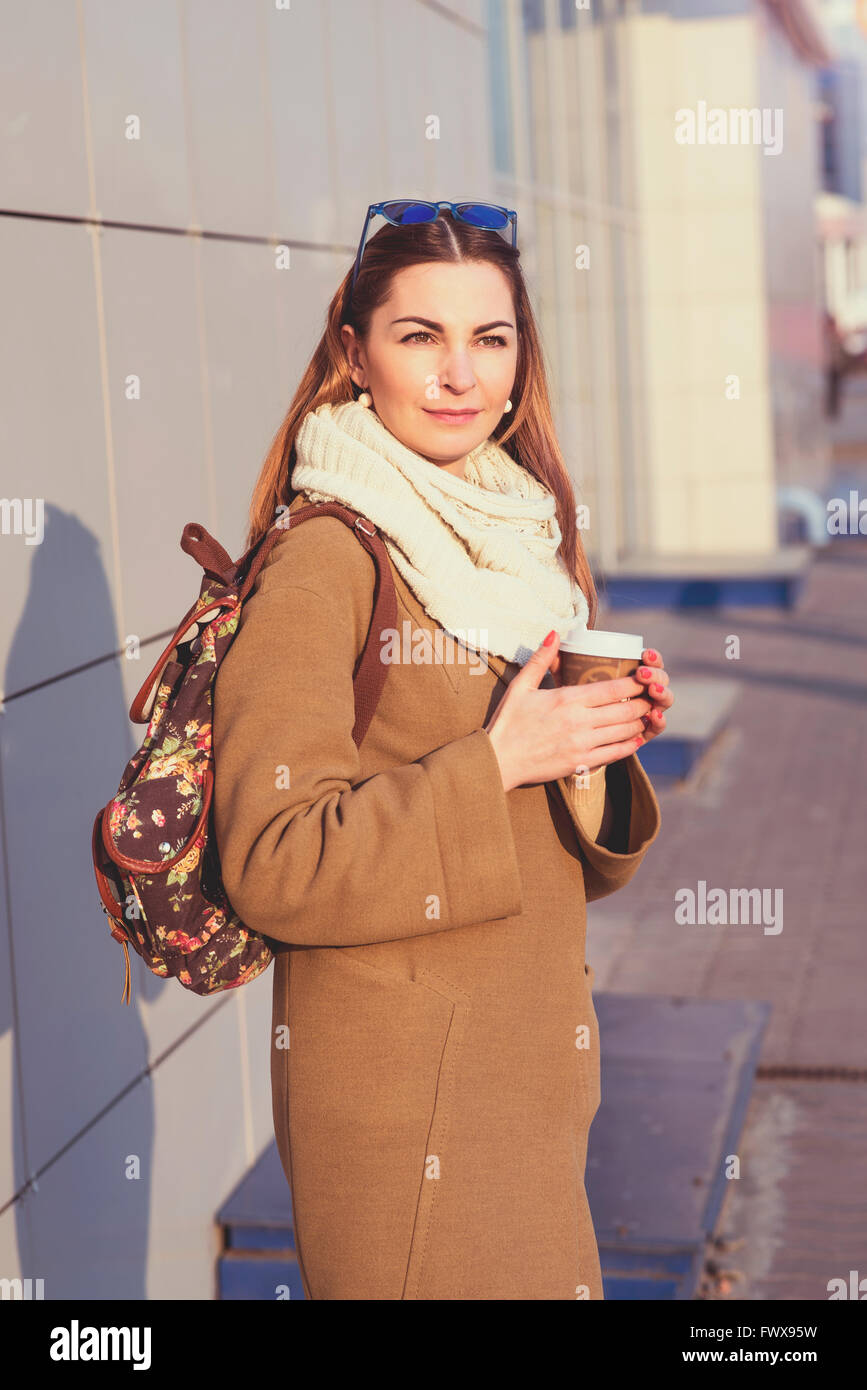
[0,502,169,1298]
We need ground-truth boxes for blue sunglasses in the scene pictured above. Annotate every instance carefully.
[349,199,518,292]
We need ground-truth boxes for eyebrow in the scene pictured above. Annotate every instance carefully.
[390,316,515,333]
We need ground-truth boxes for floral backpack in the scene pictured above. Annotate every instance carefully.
[91,502,397,1003]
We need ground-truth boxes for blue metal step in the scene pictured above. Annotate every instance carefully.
[589,994,771,1299]
[598,546,810,610]
[217,1143,304,1300]
[634,676,740,781]
[218,1250,305,1301]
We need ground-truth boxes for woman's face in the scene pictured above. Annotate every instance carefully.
[341,260,518,477]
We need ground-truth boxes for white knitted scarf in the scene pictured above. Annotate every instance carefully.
[291,399,589,666]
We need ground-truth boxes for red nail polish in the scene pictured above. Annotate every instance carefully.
[543,630,556,646]
[638,667,651,678]
[646,650,658,662]
[652,682,663,693]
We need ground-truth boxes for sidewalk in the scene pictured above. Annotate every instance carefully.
[589,533,867,1300]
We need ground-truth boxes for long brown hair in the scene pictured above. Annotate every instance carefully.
[246,213,598,629]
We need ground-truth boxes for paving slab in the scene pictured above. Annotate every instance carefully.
[588,533,867,1298]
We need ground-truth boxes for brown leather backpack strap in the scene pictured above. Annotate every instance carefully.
[181,523,235,583]
[236,523,288,603]
[256,502,397,745]
[344,514,398,745]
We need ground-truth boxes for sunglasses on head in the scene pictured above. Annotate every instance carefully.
[349,200,518,292]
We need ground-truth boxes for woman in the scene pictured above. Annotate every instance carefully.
[212,201,671,1300]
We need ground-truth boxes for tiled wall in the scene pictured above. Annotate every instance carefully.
[0,0,492,1301]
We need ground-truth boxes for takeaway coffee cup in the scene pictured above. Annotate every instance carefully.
[558,628,644,686]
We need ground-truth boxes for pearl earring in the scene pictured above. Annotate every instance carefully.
[503,398,513,413]
[357,391,372,408]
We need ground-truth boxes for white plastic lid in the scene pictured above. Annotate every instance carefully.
[559,628,644,658]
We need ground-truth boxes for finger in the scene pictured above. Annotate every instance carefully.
[639,714,658,741]
[588,734,646,768]
[517,631,561,690]
[642,677,674,711]
[634,665,669,692]
[642,647,663,668]
[590,696,653,728]
[565,674,645,707]
[639,705,668,738]
[648,686,674,710]
[589,714,648,747]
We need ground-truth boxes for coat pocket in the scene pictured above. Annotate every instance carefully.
[282,946,471,1300]
[400,964,471,1300]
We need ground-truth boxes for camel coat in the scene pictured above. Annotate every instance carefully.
[212,490,662,1300]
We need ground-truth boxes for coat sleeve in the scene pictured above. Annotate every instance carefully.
[555,752,661,903]
[212,517,524,947]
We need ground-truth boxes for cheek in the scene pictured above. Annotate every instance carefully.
[378,355,438,405]
[480,351,517,394]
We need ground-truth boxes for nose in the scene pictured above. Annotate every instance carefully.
[434,347,477,396]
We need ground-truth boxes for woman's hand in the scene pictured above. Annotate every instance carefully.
[631,647,674,744]
[484,631,654,793]
[550,643,674,745]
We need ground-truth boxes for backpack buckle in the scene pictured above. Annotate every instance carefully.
[354,517,376,537]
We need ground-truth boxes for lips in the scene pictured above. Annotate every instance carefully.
[424,409,480,420]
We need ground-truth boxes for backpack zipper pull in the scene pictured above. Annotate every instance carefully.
[120,939,132,1005]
